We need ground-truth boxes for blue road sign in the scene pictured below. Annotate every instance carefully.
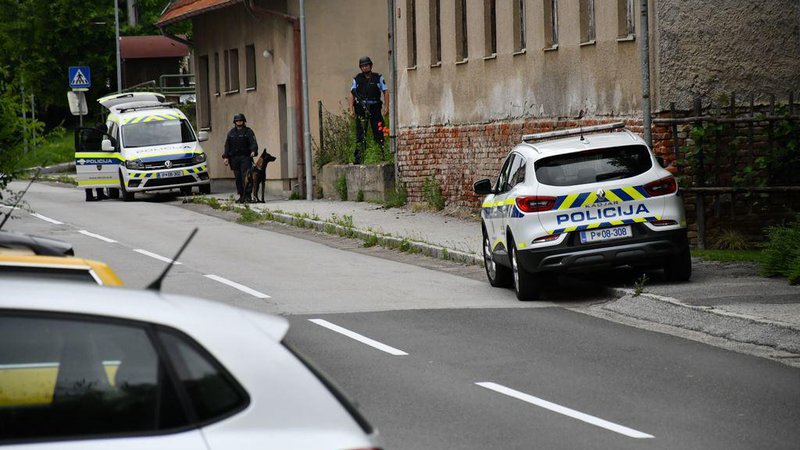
[68,66,91,89]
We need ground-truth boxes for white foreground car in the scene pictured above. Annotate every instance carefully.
[474,123,691,300]
[0,280,383,450]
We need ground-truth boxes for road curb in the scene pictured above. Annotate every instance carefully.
[604,289,800,354]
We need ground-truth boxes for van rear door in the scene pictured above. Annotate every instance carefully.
[74,128,121,189]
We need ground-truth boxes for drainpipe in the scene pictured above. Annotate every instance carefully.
[640,0,652,147]
[388,0,398,183]
[299,0,313,200]
[246,0,306,197]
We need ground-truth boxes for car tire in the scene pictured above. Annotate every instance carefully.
[664,246,692,282]
[119,173,134,202]
[509,236,541,301]
[107,188,119,199]
[199,183,211,195]
[180,186,193,196]
[483,228,512,287]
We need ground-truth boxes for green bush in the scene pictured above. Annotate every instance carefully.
[336,174,348,200]
[423,175,445,210]
[356,190,364,202]
[313,107,392,167]
[384,182,408,208]
[761,217,800,284]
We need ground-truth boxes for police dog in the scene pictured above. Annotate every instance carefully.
[244,149,276,203]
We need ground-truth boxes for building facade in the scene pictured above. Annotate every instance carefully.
[158,0,389,194]
[394,0,800,208]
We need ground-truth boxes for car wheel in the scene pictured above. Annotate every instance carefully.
[199,183,211,195]
[664,246,692,282]
[107,188,119,199]
[483,228,511,287]
[180,186,193,196]
[509,236,541,301]
[119,173,134,202]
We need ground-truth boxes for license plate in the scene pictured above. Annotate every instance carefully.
[157,170,182,179]
[579,225,632,244]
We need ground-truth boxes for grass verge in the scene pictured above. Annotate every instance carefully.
[691,249,766,265]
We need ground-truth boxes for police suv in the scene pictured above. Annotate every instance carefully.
[474,122,691,301]
[75,92,211,201]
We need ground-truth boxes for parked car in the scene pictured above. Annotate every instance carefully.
[0,280,383,450]
[0,230,74,256]
[0,254,123,286]
[474,123,691,300]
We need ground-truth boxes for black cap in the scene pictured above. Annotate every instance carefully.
[233,113,246,123]
[359,56,373,67]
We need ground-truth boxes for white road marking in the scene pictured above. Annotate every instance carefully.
[475,382,654,439]
[133,249,183,265]
[204,274,271,299]
[0,205,18,210]
[309,319,408,356]
[31,213,63,225]
[78,230,117,243]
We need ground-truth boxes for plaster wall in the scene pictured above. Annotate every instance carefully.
[654,0,800,109]
[396,0,644,128]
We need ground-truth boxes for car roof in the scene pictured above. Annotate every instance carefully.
[98,92,166,109]
[514,130,648,160]
[0,254,123,286]
[0,230,74,256]
[108,105,187,125]
[0,280,288,341]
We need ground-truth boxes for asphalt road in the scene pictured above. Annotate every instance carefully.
[4,182,800,450]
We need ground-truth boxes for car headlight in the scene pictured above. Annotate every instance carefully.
[192,153,207,164]
[125,159,144,170]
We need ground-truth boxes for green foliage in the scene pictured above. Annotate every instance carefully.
[236,206,260,223]
[691,249,766,264]
[289,191,301,200]
[363,234,378,248]
[15,127,72,169]
[711,229,750,251]
[761,217,800,284]
[633,274,648,296]
[383,182,408,208]
[0,76,43,193]
[314,108,392,168]
[423,175,445,210]
[398,238,411,252]
[336,174,348,200]
[356,190,364,202]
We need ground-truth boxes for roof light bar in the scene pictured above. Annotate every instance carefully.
[522,122,626,142]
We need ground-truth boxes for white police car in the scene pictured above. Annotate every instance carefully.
[474,123,691,301]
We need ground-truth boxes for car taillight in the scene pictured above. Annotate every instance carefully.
[534,234,561,243]
[515,196,556,213]
[643,176,677,196]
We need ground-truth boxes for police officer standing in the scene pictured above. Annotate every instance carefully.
[349,56,389,164]
[222,113,258,203]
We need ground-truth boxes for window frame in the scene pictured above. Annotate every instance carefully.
[245,44,257,90]
[455,0,469,62]
[579,0,596,45]
[429,0,442,66]
[484,0,497,57]
[617,0,636,40]
[543,0,559,50]
[224,48,240,94]
[513,0,526,53]
[198,55,211,129]
[406,0,418,68]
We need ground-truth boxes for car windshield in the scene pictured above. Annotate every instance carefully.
[534,145,653,186]
[122,119,196,148]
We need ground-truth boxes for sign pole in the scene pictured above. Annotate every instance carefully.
[78,91,84,128]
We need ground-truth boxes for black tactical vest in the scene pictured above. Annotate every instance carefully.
[353,72,383,103]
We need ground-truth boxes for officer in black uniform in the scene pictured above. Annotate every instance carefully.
[222,113,258,203]
[349,56,389,164]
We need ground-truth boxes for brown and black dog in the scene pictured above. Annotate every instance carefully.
[244,149,276,203]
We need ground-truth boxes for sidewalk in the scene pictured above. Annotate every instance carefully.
[208,191,800,358]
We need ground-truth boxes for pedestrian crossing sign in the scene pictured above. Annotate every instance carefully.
[68,66,91,89]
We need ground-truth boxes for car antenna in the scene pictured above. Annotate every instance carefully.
[147,227,198,291]
[0,168,42,230]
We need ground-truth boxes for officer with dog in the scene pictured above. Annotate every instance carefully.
[223,113,258,203]
[349,56,389,164]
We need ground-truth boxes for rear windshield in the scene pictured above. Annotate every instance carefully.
[122,119,196,148]
[535,145,652,186]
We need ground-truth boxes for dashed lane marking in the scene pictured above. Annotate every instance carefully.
[476,382,654,439]
[204,274,271,299]
[309,319,409,356]
[133,249,183,265]
[78,230,117,243]
[30,213,63,225]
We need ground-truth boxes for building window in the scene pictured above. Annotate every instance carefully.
[455,0,468,61]
[617,0,635,38]
[406,0,417,67]
[429,0,441,65]
[213,53,220,95]
[513,0,526,52]
[543,0,558,48]
[224,48,239,93]
[198,55,210,129]
[245,44,257,90]
[579,0,595,44]
[484,0,496,56]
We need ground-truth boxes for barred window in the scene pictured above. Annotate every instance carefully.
[543,0,558,48]
[580,0,596,44]
[430,0,441,64]
[406,0,417,67]
[455,0,468,61]
[484,0,497,56]
[617,0,635,38]
[513,0,526,52]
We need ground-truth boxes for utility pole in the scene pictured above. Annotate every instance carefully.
[300,0,313,200]
[388,0,398,179]
[115,0,122,92]
[640,0,652,147]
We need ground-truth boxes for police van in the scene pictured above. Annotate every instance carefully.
[474,122,691,301]
[75,92,211,201]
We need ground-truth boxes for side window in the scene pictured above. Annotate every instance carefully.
[510,157,526,187]
[0,314,188,443]
[494,154,516,193]
[158,330,248,423]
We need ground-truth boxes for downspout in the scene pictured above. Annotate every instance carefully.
[246,0,306,196]
[640,0,652,147]
[388,0,398,183]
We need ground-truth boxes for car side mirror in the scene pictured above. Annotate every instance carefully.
[197,131,209,142]
[473,179,494,195]
[656,156,666,168]
[101,139,115,152]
